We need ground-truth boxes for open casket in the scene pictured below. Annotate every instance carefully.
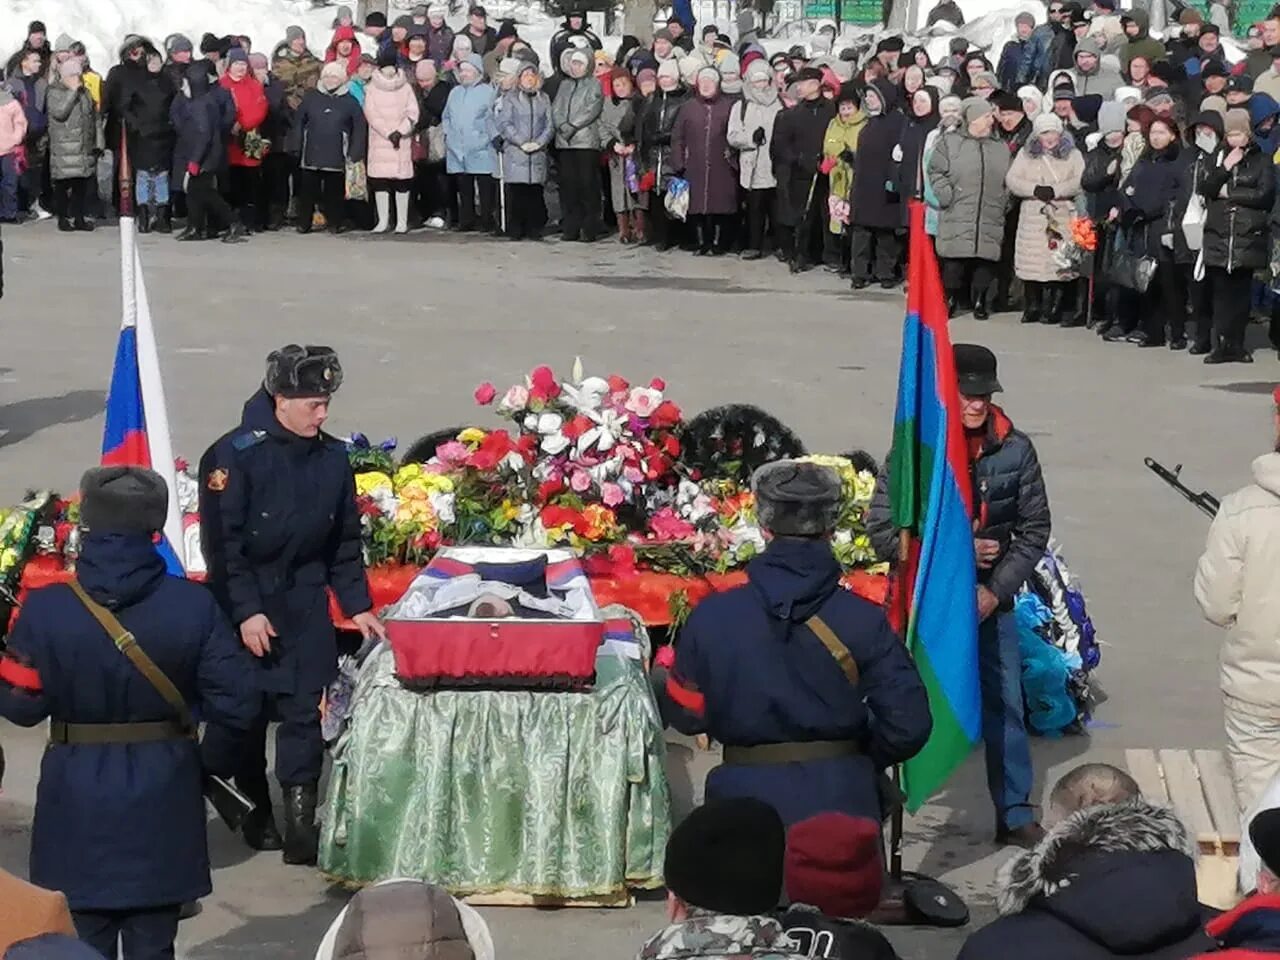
[383,546,633,689]
[319,547,671,902]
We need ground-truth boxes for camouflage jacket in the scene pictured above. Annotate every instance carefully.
[637,912,809,960]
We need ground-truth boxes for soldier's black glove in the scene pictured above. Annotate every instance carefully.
[388,130,402,149]
[752,126,766,146]
[1033,184,1055,201]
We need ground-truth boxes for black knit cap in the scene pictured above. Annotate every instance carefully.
[1251,807,1280,877]
[664,798,785,915]
[80,467,169,535]
[264,345,344,398]
[993,89,1023,112]
[365,11,388,27]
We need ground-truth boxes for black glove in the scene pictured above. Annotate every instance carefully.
[388,130,402,149]
[752,126,766,146]
[839,148,856,165]
[1033,184,1055,201]
[1120,206,1141,226]
[491,136,504,150]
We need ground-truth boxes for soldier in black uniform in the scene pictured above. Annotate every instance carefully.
[199,345,386,866]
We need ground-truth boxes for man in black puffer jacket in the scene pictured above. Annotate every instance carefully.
[868,343,1051,848]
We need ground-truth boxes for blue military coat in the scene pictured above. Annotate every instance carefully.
[0,533,257,911]
[198,389,372,696]
[662,537,932,825]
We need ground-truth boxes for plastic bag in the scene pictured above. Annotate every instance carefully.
[665,177,689,221]
[345,159,368,201]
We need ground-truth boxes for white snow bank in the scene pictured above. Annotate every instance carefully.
[0,0,582,75]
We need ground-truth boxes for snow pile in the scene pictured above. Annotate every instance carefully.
[0,0,584,75]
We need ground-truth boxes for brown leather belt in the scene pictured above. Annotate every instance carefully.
[722,740,862,766]
[49,719,192,745]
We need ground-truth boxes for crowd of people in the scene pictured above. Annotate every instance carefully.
[5,3,1280,357]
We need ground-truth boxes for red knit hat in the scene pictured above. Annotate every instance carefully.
[784,813,883,918]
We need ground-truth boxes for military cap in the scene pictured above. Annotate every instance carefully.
[264,345,344,398]
[752,459,842,536]
[80,466,169,535]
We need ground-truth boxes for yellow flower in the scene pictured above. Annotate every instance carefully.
[355,472,393,497]
[581,505,619,541]
[457,427,487,445]
[500,499,520,522]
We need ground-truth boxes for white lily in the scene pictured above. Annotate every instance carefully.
[571,355,584,384]
[541,432,571,455]
[535,412,563,435]
[428,490,456,525]
[578,408,626,453]
[560,376,610,414]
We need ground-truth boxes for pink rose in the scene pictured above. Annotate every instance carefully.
[601,482,625,507]
[436,440,470,464]
[625,386,662,418]
[500,384,530,411]
[623,465,644,484]
[474,382,497,405]
[570,469,592,493]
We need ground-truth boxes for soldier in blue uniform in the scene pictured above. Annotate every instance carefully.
[199,345,386,866]
[656,460,932,826]
[0,467,258,960]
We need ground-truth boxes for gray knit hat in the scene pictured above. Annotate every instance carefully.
[285,24,306,45]
[752,460,842,537]
[80,467,169,535]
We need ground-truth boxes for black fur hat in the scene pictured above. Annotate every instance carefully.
[753,460,841,536]
[679,404,806,484]
[664,798,785,915]
[80,466,168,535]
[264,345,343,398]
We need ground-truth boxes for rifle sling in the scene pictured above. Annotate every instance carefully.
[67,580,197,739]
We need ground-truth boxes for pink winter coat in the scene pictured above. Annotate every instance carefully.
[362,68,419,181]
[0,93,28,157]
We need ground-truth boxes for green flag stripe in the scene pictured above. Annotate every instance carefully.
[901,640,974,812]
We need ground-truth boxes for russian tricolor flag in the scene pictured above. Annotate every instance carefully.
[101,216,187,575]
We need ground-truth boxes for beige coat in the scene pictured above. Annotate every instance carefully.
[1195,452,1280,711]
[1005,138,1085,282]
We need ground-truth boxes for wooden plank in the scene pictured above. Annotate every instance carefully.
[1126,749,1169,804]
[1195,749,1242,846]
[1161,748,1217,846]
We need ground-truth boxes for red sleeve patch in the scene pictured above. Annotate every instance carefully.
[0,655,42,692]
[665,671,706,717]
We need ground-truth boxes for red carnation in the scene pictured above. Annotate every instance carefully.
[662,434,681,457]
[537,478,563,501]
[649,377,666,391]
[474,382,497,405]
[529,365,560,400]
[607,374,629,394]
[649,400,681,429]
[468,430,515,470]
[563,414,592,440]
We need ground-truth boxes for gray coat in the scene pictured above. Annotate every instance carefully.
[551,73,603,150]
[46,83,101,181]
[495,87,553,184]
[928,127,1010,262]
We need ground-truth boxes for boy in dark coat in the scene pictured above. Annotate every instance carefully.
[780,812,901,959]
[656,460,931,826]
[0,467,257,960]
[122,51,176,233]
[958,764,1214,960]
[170,62,248,243]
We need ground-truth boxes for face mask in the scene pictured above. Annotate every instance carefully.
[1195,130,1220,153]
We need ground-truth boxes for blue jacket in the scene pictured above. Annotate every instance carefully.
[198,389,372,695]
[169,64,227,181]
[0,533,257,911]
[443,77,497,175]
[998,38,1029,90]
[661,538,931,825]
[286,85,368,173]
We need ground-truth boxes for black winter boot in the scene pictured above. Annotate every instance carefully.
[222,221,249,244]
[973,289,990,320]
[242,804,284,852]
[1020,282,1042,323]
[153,205,172,234]
[1040,284,1063,324]
[137,204,152,234]
[282,784,319,865]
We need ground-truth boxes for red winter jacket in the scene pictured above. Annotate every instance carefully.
[1195,893,1280,957]
[219,72,270,167]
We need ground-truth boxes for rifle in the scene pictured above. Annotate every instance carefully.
[1144,457,1221,518]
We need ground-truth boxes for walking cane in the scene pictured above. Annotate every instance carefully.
[498,151,507,235]
[791,165,820,275]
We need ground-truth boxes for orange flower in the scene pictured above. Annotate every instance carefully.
[1070,216,1097,252]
